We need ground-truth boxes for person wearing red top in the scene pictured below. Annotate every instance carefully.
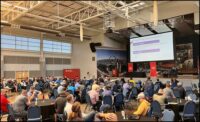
[1,90,10,113]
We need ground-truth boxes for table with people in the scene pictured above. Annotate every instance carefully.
[0,75,199,121]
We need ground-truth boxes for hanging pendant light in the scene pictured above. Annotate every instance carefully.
[80,23,83,42]
[153,0,158,26]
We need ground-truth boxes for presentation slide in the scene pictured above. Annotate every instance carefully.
[130,32,174,62]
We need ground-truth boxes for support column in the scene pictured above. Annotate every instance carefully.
[40,33,46,79]
[1,55,4,78]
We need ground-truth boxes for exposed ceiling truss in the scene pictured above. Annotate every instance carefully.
[1,1,159,38]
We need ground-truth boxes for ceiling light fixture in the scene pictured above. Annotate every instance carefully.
[139,2,145,5]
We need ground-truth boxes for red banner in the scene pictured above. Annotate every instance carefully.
[112,68,118,77]
[63,69,80,80]
[150,62,157,77]
[128,63,133,72]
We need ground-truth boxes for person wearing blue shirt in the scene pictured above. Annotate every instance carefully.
[67,82,76,94]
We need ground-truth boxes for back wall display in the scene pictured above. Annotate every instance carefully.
[96,48,127,77]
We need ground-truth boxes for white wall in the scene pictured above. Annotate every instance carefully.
[71,40,97,78]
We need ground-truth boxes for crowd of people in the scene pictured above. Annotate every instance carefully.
[1,75,199,121]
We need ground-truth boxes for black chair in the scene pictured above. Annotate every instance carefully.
[173,89,180,98]
[128,87,138,100]
[184,86,193,96]
[53,89,58,99]
[7,104,24,121]
[151,101,163,121]
[179,101,196,122]
[85,94,93,112]
[56,114,64,122]
[27,106,41,121]
[114,93,124,111]
[103,95,115,112]
[99,89,104,97]
[154,83,160,93]
[80,88,87,103]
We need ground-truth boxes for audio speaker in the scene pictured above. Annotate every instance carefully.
[90,42,102,52]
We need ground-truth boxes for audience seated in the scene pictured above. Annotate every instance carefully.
[12,90,30,119]
[133,92,150,116]
[163,81,175,99]
[2,75,199,122]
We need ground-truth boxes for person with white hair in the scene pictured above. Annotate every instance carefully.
[133,92,150,116]
[173,82,186,99]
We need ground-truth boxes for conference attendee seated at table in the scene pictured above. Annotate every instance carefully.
[173,82,186,99]
[163,81,175,99]
[94,113,118,121]
[64,94,75,117]
[13,80,18,92]
[67,82,76,94]
[13,90,30,119]
[133,92,150,116]
[37,89,50,100]
[153,89,166,109]
[1,89,10,113]
[88,85,101,111]
[57,80,67,94]
[55,91,69,115]
[27,86,41,102]
[102,85,112,97]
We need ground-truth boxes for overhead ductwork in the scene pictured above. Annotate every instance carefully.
[0,22,91,40]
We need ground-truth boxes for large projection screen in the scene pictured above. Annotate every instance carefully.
[130,32,174,62]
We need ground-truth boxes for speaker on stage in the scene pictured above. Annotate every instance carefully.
[90,42,102,52]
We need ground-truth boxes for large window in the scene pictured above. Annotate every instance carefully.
[43,39,71,54]
[1,34,40,51]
